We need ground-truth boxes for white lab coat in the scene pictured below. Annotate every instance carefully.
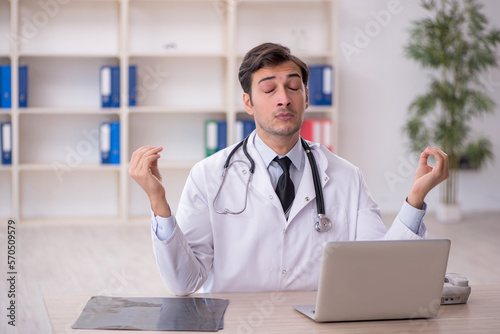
[152,131,426,295]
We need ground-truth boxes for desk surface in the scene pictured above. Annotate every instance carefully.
[45,285,500,334]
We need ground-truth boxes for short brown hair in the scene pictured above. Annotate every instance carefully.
[238,43,309,103]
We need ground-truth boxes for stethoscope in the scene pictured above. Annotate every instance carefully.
[212,135,333,233]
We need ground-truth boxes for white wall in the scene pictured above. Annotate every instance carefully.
[337,0,500,214]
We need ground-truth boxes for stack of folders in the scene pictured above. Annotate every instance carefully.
[1,122,11,165]
[234,120,256,143]
[308,65,333,106]
[99,122,120,164]
[300,119,333,151]
[0,65,28,108]
[204,120,256,157]
[205,120,227,157]
[100,65,137,108]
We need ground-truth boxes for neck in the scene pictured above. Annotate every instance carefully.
[257,130,300,156]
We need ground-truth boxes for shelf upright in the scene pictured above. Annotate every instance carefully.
[120,0,130,222]
[226,0,237,146]
[10,0,20,221]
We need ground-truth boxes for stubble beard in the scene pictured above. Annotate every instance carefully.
[256,108,304,139]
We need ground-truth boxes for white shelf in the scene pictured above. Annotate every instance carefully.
[21,57,120,109]
[19,0,119,56]
[129,52,226,59]
[236,1,333,55]
[0,0,9,57]
[19,53,120,58]
[19,163,121,172]
[129,106,226,114]
[18,107,121,115]
[5,0,337,222]
[128,1,224,55]
[239,0,330,2]
[130,57,225,108]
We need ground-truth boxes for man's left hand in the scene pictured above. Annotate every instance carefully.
[407,147,449,209]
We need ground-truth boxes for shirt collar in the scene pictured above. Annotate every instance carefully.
[253,132,304,171]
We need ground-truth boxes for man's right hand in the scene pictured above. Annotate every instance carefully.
[129,146,171,218]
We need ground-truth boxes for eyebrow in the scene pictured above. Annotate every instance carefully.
[257,73,301,85]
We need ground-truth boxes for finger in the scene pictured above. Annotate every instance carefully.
[130,146,154,168]
[137,147,162,173]
[425,147,449,179]
[130,146,162,173]
[419,148,431,167]
[140,152,162,174]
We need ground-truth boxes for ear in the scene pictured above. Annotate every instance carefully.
[243,93,254,116]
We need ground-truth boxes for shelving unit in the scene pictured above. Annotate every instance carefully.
[1,0,338,223]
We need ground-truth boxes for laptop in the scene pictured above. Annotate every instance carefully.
[294,239,450,322]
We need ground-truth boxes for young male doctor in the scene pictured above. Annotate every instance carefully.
[129,43,449,296]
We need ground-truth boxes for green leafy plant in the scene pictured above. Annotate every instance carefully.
[404,0,500,205]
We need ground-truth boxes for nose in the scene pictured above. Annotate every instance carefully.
[276,87,292,108]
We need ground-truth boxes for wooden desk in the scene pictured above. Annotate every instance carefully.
[45,285,500,334]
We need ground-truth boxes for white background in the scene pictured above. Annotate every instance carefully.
[337,0,500,214]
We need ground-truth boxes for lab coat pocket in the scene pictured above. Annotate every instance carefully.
[311,205,349,244]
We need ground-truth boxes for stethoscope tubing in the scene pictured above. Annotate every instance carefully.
[300,137,325,216]
[214,135,326,218]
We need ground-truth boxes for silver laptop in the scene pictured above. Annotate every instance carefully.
[294,239,450,322]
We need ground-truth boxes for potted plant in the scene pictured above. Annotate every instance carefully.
[404,0,500,222]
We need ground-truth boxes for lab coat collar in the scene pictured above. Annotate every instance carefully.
[253,133,304,173]
[245,131,285,214]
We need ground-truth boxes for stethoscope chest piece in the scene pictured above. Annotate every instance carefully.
[315,214,332,232]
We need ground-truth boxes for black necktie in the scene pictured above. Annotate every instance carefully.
[274,156,295,217]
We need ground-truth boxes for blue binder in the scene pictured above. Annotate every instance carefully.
[1,122,12,165]
[100,66,112,108]
[19,65,28,108]
[308,65,333,106]
[0,65,11,108]
[243,120,256,138]
[234,120,256,142]
[99,122,111,164]
[217,121,227,152]
[129,65,137,107]
[111,67,120,108]
[109,121,120,164]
